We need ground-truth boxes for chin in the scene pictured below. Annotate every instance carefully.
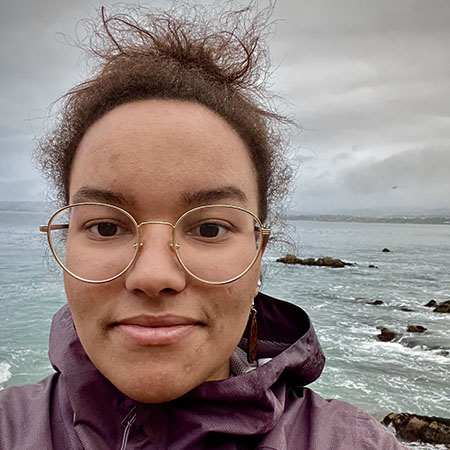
[114,376,201,404]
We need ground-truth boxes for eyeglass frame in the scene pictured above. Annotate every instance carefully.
[40,202,271,285]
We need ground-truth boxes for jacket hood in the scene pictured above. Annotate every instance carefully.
[48,292,325,447]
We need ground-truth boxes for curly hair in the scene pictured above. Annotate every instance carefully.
[34,2,293,225]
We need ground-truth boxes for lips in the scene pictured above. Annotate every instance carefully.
[114,315,201,346]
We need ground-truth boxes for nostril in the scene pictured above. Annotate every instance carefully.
[160,287,177,294]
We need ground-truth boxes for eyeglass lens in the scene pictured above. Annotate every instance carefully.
[47,204,262,283]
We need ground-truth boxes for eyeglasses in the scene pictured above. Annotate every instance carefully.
[40,202,270,285]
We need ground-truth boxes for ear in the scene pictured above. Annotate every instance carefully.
[254,278,261,297]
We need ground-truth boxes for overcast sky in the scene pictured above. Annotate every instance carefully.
[1,0,449,215]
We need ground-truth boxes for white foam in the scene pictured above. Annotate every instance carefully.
[0,362,12,386]
[404,443,449,450]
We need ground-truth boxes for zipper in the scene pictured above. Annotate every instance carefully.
[120,407,137,450]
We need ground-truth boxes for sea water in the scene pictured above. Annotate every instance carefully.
[1,208,449,450]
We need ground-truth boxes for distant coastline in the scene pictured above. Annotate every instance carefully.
[288,214,450,225]
[1,202,449,225]
[0,201,47,213]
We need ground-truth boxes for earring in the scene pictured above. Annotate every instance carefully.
[257,279,261,288]
[247,303,258,363]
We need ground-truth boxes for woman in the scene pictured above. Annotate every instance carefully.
[0,4,407,449]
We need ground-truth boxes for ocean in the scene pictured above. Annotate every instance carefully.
[1,208,449,450]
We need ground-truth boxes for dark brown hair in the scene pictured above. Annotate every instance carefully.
[35,2,293,224]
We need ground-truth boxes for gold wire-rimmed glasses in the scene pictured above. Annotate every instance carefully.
[40,202,270,285]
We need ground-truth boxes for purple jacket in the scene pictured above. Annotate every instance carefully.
[0,293,407,449]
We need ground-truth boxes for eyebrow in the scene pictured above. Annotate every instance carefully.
[72,187,135,207]
[72,185,247,209]
[180,186,248,207]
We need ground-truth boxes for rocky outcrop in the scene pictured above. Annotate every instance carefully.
[382,248,391,252]
[276,254,354,268]
[424,300,438,307]
[367,300,384,305]
[377,328,397,342]
[434,300,450,313]
[407,325,427,333]
[423,299,450,313]
[383,413,450,445]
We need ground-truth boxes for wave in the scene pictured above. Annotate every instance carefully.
[0,362,12,387]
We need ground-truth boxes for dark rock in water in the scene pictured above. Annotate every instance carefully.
[437,351,449,357]
[399,306,415,312]
[276,254,354,268]
[423,299,450,312]
[301,257,317,266]
[368,264,378,268]
[377,328,397,342]
[434,301,450,313]
[367,300,384,305]
[382,413,450,445]
[276,253,300,264]
[407,325,427,333]
[382,248,391,252]
[424,299,438,307]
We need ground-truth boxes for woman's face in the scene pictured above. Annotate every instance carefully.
[66,99,262,403]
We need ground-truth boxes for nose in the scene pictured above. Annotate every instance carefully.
[124,224,187,297]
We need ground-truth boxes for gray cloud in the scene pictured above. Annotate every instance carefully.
[294,145,450,214]
[340,146,450,193]
[1,0,449,214]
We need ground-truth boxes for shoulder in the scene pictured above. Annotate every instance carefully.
[0,375,58,450]
[303,389,408,449]
[267,387,409,450]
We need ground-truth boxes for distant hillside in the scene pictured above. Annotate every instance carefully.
[0,201,46,212]
[288,214,450,225]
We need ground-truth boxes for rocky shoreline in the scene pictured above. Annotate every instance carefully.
[276,254,354,268]
[383,413,450,445]
[277,252,450,445]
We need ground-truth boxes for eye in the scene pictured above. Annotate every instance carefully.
[198,222,226,238]
[186,221,229,240]
[94,222,119,237]
[86,221,130,238]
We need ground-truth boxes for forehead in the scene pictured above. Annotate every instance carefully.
[69,100,259,213]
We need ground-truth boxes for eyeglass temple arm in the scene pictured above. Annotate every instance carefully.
[262,228,270,246]
[39,224,69,232]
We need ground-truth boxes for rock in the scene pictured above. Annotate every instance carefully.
[315,257,345,268]
[276,254,354,268]
[367,300,384,305]
[423,299,450,313]
[377,328,397,342]
[382,413,450,445]
[382,248,391,252]
[368,264,378,268]
[276,253,301,264]
[424,300,437,307]
[407,325,427,333]
[399,306,415,312]
[437,351,449,357]
[299,257,316,266]
[434,301,450,313]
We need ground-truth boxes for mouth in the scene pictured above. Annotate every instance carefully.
[113,315,202,346]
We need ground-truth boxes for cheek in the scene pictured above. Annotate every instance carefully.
[208,279,256,340]
[63,275,112,332]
